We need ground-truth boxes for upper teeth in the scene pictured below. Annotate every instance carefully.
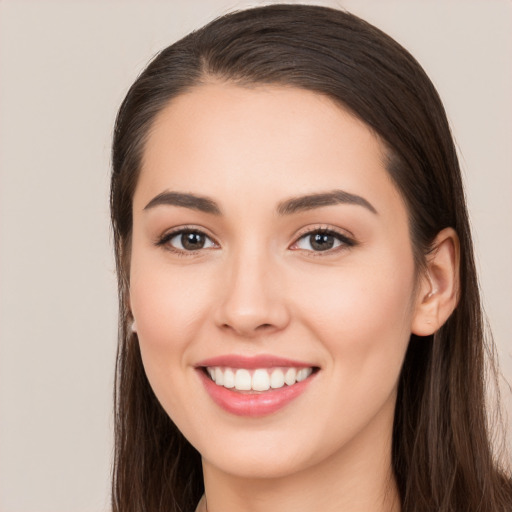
[206,367,313,391]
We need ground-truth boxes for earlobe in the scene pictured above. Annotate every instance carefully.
[126,288,137,333]
[411,227,460,336]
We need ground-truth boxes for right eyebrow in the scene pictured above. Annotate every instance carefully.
[143,191,222,215]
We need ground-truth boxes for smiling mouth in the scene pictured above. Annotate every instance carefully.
[203,366,318,392]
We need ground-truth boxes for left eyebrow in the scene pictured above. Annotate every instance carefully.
[277,189,378,215]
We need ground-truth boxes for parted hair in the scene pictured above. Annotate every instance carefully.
[110,5,512,511]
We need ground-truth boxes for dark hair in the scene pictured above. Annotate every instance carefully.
[110,5,512,511]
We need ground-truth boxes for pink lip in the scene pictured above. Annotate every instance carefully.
[195,354,318,417]
[196,354,313,369]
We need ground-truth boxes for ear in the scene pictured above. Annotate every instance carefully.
[125,285,137,333]
[411,227,460,336]
[127,301,138,333]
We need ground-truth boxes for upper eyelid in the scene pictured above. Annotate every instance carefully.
[155,224,356,249]
[155,225,219,246]
[292,224,355,242]
[289,226,357,253]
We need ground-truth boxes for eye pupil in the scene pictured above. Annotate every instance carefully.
[182,231,205,250]
[311,233,335,251]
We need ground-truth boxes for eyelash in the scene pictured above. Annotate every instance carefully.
[290,227,356,255]
[155,226,218,256]
[155,225,356,256]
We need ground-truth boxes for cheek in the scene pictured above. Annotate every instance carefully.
[128,250,218,408]
[130,258,213,348]
[281,252,416,456]
[129,259,219,427]
[292,248,416,379]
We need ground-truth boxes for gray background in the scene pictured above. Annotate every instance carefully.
[1,1,510,510]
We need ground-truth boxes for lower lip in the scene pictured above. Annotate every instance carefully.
[197,369,316,417]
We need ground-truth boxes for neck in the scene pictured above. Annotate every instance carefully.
[201,408,400,512]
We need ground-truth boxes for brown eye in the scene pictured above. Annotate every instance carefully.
[181,231,206,250]
[165,230,217,252]
[292,229,354,252]
[309,233,336,251]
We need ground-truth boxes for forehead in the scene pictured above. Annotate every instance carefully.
[135,82,402,220]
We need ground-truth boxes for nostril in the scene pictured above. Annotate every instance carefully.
[222,322,272,330]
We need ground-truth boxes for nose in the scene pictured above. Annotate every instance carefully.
[214,249,290,338]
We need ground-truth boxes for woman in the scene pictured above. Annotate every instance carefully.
[110,4,512,511]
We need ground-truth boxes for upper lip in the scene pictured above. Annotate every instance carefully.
[195,354,316,369]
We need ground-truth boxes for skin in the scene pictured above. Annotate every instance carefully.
[129,83,459,512]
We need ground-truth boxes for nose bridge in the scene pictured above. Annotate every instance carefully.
[215,239,289,336]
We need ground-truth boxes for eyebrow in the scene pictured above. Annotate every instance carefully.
[143,189,377,216]
[277,190,377,215]
[144,191,221,215]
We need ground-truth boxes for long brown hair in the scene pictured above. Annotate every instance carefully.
[110,5,512,511]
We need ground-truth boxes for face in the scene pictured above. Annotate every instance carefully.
[129,83,421,480]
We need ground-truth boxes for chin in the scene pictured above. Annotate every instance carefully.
[202,443,314,480]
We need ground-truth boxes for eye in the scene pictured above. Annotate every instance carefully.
[291,229,355,252]
[157,229,217,252]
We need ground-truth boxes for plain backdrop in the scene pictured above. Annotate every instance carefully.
[0,1,510,510]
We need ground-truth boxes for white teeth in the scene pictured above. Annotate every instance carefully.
[223,368,235,388]
[235,369,252,391]
[252,369,270,391]
[214,367,224,386]
[207,366,314,391]
[284,368,297,386]
[270,369,285,389]
[296,368,312,382]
